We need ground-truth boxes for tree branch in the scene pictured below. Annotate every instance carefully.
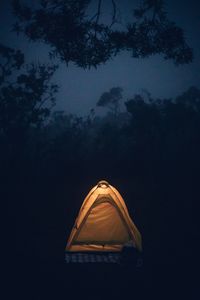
[110,0,117,27]
[93,0,102,37]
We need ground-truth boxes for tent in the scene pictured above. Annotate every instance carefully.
[66,180,142,252]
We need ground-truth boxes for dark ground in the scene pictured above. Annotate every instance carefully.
[8,250,198,300]
[4,175,199,300]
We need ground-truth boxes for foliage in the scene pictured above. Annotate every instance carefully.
[12,0,193,68]
[0,44,58,141]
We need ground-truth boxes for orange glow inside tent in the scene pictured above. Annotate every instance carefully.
[66,180,142,252]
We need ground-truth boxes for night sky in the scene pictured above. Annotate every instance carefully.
[1,0,200,116]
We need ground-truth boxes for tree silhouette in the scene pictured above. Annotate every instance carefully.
[176,86,200,112]
[97,86,123,115]
[0,44,58,141]
[12,0,193,68]
[0,43,59,179]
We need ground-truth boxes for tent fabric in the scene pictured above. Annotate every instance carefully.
[66,180,142,252]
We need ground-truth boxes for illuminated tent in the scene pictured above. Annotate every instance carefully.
[66,180,142,252]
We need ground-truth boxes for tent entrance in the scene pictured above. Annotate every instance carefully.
[73,197,131,247]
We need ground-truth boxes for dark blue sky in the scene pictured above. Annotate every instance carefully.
[0,0,200,116]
